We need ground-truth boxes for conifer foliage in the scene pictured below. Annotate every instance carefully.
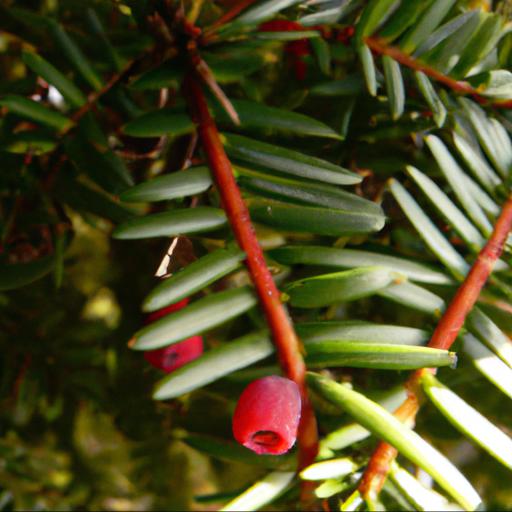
[1,0,512,510]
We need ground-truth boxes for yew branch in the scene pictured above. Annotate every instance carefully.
[365,36,512,109]
[360,194,512,499]
[183,73,318,470]
[365,36,475,95]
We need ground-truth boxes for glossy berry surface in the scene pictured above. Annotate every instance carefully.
[143,298,203,372]
[144,336,203,373]
[232,375,301,455]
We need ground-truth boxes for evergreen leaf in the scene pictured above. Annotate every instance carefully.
[307,373,482,510]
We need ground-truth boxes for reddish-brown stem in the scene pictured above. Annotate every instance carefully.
[365,36,512,110]
[204,0,257,35]
[116,138,167,161]
[425,199,512,352]
[13,353,33,400]
[67,59,136,129]
[116,88,170,161]
[183,74,318,469]
[188,44,240,125]
[360,194,512,499]
[360,442,398,498]
[365,36,476,95]
[494,99,512,109]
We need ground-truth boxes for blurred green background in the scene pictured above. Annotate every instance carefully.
[0,216,269,511]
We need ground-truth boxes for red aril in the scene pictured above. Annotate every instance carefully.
[232,375,301,455]
[143,298,203,372]
[144,335,203,373]
[258,20,311,81]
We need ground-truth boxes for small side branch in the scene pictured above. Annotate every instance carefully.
[365,37,475,95]
[184,74,318,470]
[61,58,137,137]
[365,36,512,109]
[360,194,512,499]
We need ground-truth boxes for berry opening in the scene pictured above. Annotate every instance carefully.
[244,430,287,455]
[233,376,301,455]
[251,430,281,447]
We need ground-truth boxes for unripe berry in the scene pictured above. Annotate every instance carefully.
[143,298,203,373]
[232,375,301,455]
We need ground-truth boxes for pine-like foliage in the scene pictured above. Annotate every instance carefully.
[1,0,512,510]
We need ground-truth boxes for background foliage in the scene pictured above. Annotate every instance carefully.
[1,0,512,510]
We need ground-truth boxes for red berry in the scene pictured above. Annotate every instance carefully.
[286,39,310,58]
[258,20,311,81]
[143,299,203,373]
[336,26,355,45]
[144,298,190,324]
[292,58,307,81]
[258,20,304,32]
[232,375,301,455]
[144,336,203,373]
